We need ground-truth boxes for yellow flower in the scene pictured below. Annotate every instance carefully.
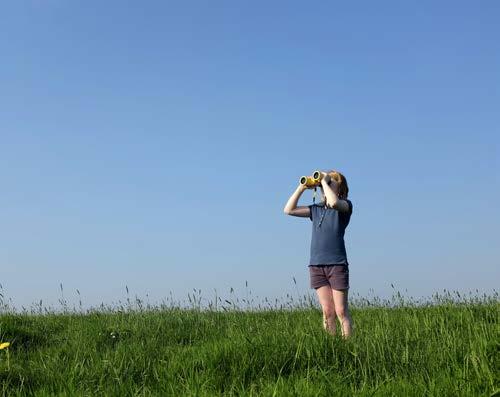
[0,342,10,350]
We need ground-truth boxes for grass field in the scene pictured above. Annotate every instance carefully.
[0,288,498,396]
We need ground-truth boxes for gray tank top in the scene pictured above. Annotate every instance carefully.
[308,200,353,266]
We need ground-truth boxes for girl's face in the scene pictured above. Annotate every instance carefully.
[322,179,339,194]
[319,179,340,202]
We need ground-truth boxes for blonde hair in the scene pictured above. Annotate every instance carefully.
[323,169,349,200]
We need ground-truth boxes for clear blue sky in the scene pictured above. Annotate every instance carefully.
[1,1,499,309]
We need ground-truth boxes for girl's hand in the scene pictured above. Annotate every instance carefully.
[320,171,331,184]
[298,183,309,192]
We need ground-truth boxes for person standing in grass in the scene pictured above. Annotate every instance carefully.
[284,170,354,338]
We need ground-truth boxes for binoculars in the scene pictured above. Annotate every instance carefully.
[299,170,324,188]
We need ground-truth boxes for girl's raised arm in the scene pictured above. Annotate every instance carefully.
[283,184,311,218]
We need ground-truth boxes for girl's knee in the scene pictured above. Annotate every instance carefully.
[335,307,348,319]
[322,306,336,319]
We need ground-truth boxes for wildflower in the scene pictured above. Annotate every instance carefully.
[0,342,11,370]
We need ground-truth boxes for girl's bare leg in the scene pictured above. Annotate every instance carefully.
[315,285,337,335]
[332,288,353,338]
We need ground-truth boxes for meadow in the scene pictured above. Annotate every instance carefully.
[0,287,498,396]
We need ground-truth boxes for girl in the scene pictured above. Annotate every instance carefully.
[283,170,354,338]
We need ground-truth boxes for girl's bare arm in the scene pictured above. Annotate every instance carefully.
[321,177,350,212]
[283,184,311,217]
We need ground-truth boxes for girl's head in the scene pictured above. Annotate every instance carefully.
[319,170,349,202]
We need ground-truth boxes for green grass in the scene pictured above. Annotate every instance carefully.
[0,289,498,396]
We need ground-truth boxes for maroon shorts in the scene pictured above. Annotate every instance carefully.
[309,264,349,290]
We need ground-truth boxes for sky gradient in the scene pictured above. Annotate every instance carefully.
[1,1,499,310]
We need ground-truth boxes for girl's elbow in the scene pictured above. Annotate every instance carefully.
[327,200,338,209]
